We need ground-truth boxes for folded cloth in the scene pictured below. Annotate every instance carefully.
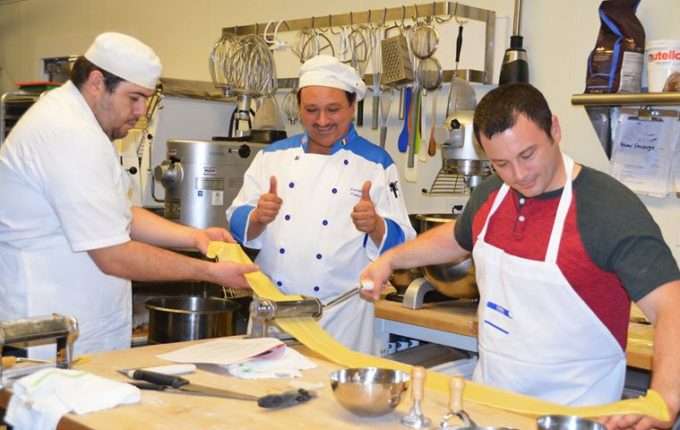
[5,368,140,430]
[226,346,317,379]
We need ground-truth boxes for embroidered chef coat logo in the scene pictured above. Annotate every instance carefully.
[389,181,400,198]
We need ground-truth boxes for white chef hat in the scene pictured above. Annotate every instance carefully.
[298,55,366,101]
[84,32,162,90]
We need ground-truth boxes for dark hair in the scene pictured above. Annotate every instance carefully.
[296,87,357,105]
[70,56,124,93]
[473,83,553,144]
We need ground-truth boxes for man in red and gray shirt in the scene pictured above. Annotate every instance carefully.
[361,83,680,430]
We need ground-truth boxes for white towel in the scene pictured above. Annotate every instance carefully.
[5,368,140,430]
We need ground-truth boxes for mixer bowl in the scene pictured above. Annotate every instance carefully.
[416,214,479,299]
[329,368,409,417]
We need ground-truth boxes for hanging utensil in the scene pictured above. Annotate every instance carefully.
[347,25,370,127]
[208,32,238,96]
[292,28,334,63]
[281,88,299,125]
[427,90,438,157]
[409,18,439,60]
[397,86,411,153]
[404,83,420,183]
[416,56,443,160]
[369,25,383,130]
[447,20,465,118]
[379,87,395,148]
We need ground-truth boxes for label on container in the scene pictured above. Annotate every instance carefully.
[646,40,680,92]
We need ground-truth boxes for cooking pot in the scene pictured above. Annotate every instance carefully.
[146,296,240,344]
[416,214,478,299]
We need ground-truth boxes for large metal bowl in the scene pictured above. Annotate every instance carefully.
[416,214,479,299]
[329,368,409,417]
[537,415,606,430]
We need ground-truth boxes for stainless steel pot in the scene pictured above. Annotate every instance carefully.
[146,296,240,344]
[536,415,606,430]
[416,213,478,299]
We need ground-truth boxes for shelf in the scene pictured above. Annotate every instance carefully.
[571,92,680,107]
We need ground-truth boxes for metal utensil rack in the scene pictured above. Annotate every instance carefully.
[222,2,496,85]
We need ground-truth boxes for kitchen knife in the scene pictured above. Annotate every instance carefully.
[125,369,315,408]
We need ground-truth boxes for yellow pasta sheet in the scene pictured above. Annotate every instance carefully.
[207,242,668,421]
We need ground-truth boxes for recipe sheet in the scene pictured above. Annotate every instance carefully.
[157,337,284,365]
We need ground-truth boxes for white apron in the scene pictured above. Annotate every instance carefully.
[471,154,626,406]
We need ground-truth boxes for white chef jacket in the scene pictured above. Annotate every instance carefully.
[0,81,133,358]
[227,127,415,353]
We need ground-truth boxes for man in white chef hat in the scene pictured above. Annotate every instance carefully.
[0,32,257,358]
[227,55,416,353]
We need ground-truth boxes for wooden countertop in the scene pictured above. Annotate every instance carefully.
[0,341,537,430]
[375,299,654,371]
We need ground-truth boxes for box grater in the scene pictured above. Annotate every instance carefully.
[381,34,414,86]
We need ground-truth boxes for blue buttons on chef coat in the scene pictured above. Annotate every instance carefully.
[279,248,285,254]
[313,286,320,292]
[276,281,283,287]
[331,188,337,194]
[322,219,328,226]
[344,159,349,165]
[289,182,295,188]
[316,253,322,260]
[285,214,291,221]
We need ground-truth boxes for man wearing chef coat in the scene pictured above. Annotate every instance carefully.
[227,55,416,354]
[0,32,257,358]
[361,83,680,429]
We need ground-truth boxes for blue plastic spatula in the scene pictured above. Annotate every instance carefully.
[397,87,411,153]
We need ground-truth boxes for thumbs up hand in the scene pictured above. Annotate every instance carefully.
[252,176,282,226]
[351,181,380,235]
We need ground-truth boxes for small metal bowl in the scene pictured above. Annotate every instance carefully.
[537,415,606,430]
[329,368,409,417]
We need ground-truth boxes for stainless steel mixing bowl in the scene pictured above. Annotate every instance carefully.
[416,214,479,299]
[329,368,409,417]
[537,415,606,430]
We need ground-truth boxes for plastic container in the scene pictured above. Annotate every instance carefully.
[645,40,680,92]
